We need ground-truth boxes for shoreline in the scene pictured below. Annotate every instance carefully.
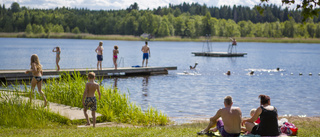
[170,115,320,125]
[1,32,320,43]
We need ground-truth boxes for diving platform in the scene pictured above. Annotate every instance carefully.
[192,52,247,57]
[0,66,177,82]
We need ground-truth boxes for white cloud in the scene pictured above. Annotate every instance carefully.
[0,0,286,10]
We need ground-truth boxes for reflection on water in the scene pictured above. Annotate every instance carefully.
[113,77,118,89]
[141,76,149,110]
[142,76,149,97]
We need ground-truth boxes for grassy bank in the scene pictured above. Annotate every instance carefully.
[0,92,71,129]
[12,71,168,126]
[1,32,320,43]
[1,117,319,136]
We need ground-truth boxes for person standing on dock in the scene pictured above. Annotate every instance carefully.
[25,54,47,107]
[141,41,151,67]
[82,72,101,128]
[95,41,104,70]
[113,45,119,70]
[52,46,61,71]
[230,37,237,46]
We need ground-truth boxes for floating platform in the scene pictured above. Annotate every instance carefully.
[192,52,247,57]
[0,66,177,82]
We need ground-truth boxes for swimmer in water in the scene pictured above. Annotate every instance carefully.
[249,71,254,75]
[190,63,198,69]
[226,70,231,75]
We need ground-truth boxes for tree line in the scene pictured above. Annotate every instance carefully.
[1,2,320,38]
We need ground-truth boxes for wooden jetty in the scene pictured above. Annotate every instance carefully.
[0,66,177,81]
[192,52,247,57]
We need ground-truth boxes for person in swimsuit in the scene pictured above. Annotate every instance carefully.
[226,70,231,75]
[113,45,119,70]
[95,41,103,70]
[242,95,280,136]
[82,72,101,127]
[189,63,198,69]
[141,41,151,67]
[197,96,242,137]
[230,37,237,46]
[52,46,61,71]
[25,54,47,107]
[242,108,261,134]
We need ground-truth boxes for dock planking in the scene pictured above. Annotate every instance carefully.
[0,66,177,81]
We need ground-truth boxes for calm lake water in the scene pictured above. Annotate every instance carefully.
[1,38,320,123]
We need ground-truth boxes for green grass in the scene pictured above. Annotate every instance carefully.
[31,71,168,126]
[0,92,71,129]
[1,120,319,137]
[0,123,205,137]
[291,120,320,137]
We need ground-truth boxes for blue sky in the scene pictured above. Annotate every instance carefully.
[0,0,290,10]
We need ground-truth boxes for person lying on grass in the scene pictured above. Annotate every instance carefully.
[82,72,101,127]
[197,96,242,137]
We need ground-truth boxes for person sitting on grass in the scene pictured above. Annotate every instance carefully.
[197,96,242,137]
[242,108,260,134]
[82,72,101,128]
[242,95,280,136]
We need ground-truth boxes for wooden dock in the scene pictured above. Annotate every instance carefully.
[192,52,247,57]
[0,66,177,81]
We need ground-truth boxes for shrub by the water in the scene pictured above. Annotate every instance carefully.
[0,92,71,128]
[42,71,168,126]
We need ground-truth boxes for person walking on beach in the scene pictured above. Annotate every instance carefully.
[25,54,47,107]
[242,95,280,136]
[82,72,101,128]
[95,41,103,70]
[197,96,242,136]
[113,45,119,70]
[52,46,61,71]
[141,41,150,67]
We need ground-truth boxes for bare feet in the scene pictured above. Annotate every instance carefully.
[85,123,90,126]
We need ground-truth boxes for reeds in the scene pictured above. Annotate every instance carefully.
[42,71,168,126]
[0,91,71,128]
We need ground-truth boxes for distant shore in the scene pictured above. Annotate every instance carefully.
[1,32,320,43]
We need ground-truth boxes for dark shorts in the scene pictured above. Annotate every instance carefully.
[217,120,240,137]
[34,76,42,82]
[97,55,103,61]
[84,97,97,111]
[143,53,149,60]
[251,125,259,134]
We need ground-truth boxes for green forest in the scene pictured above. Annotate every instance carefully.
[1,2,320,38]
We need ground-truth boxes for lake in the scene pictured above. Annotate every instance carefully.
[1,38,319,123]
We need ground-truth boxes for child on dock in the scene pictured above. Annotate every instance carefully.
[82,72,101,127]
[25,54,47,107]
[113,45,119,70]
[52,46,61,71]
[95,41,104,70]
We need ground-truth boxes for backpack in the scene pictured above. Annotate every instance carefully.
[280,122,298,136]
